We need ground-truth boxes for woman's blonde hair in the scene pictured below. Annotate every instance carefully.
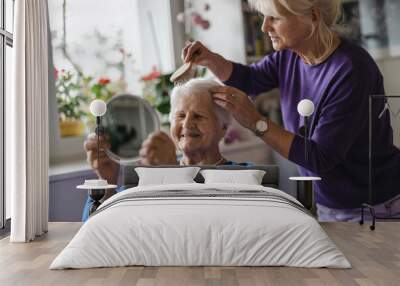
[249,0,341,61]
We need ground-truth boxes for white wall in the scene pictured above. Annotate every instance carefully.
[191,0,246,64]
[376,57,400,147]
[137,0,178,74]
[377,57,400,94]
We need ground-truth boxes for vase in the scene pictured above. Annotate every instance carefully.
[59,119,85,137]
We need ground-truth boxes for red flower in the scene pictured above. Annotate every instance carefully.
[141,66,161,81]
[98,78,111,85]
[54,68,59,80]
[192,12,203,25]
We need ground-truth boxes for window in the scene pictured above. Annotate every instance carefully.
[0,0,14,232]
[48,0,182,165]
[48,0,143,164]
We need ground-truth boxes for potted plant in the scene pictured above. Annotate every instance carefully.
[55,69,90,137]
[84,76,116,131]
[141,67,170,126]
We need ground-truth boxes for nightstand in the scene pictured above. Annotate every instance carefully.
[289,176,321,215]
[77,180,117,215]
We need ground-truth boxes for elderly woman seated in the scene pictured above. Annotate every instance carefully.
[82,78,248,221]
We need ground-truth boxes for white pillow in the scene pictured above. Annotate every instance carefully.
[135,167,201,186]
[200,169,266,185]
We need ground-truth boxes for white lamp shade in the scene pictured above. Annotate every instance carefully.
[297,99,315,117]
[90,99,107,117]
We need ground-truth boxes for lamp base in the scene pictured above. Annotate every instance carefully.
[88,188,106,215]
[289,176,321,216]
[297,180,316,215]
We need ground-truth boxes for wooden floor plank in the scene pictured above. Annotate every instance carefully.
[0,222,399,286]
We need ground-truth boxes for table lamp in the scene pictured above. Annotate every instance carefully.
[297,99,315,162]
[290,99,320,215]
[77,99,116,216]
[90,99,107,165]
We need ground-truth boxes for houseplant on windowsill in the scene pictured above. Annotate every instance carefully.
[55,68,90,137]
[141,66,173,127]
[84,76,116,131]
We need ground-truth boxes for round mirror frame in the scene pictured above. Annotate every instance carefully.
[104,94,160,165]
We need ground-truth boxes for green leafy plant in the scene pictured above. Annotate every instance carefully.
[141,67,171,126]
[154,73,174,115]
[90,77,115,101]
[55,68,118,122]
[55,69,90,121]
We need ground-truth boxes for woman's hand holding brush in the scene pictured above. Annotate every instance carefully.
[182,41,233,81]
[171,41,233,84]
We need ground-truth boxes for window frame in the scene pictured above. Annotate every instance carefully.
[1,0,14,230]
[48,0,185,166]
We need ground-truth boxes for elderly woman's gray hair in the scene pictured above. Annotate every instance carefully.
[169,78,231,128]
[249,0,341,60]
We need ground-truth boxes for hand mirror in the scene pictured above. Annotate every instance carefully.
[102,94,160,164]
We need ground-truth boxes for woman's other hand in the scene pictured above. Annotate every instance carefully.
[139,131,177,165]
[210,85,263,131]
[84,133,119,184]
[181,41,233,81]
[211,85,295,158]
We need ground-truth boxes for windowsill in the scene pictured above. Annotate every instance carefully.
[49,158,91,177]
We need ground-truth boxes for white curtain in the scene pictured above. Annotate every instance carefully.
[8,0,50,242]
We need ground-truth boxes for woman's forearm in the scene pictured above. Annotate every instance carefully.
[208,53,234,81]
[261,119,295,159]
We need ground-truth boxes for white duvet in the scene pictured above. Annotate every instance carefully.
[50,183,351,269]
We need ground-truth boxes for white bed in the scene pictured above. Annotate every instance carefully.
[50,183,351,269]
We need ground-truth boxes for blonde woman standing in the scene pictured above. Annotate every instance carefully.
[182,0,400,221]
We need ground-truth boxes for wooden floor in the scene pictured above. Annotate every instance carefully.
[0,222,399,286]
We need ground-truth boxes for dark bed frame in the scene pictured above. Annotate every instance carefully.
[88,165,280,215]
[118,165,280,189]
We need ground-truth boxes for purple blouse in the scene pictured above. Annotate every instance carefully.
[224,39,400,209]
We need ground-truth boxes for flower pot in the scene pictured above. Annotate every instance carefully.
[59,119,85,137]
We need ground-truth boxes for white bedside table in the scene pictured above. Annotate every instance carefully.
[77,180,117,215]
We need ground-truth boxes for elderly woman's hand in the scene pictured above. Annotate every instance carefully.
[139,131,177,165]
[84,133,119,184]
[182,41,233,81]
[210,85,264,132]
